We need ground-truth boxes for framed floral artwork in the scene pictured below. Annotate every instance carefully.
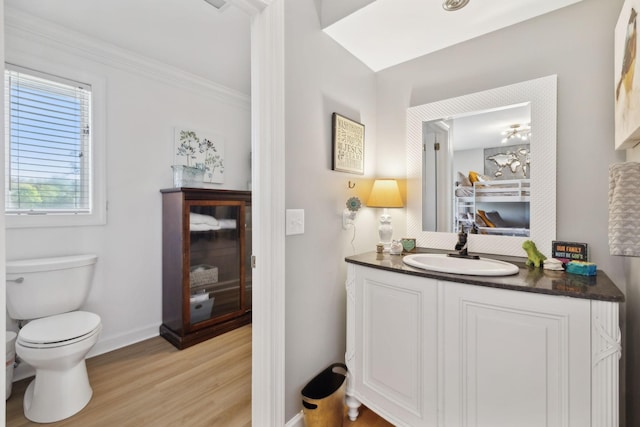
[174,127,225,184]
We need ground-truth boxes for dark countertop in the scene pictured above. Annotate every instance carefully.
[345,249,625,303]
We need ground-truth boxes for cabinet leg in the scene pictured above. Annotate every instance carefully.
[345,393,361,421]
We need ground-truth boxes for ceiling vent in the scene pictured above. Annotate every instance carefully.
[204,0,230,11]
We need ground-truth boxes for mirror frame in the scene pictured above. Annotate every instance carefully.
[406,75,557,257]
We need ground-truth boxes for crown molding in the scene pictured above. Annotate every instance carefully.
[4,7,251,111]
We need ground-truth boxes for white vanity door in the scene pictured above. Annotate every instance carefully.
[352,266,438,426]
[441,281,591,427]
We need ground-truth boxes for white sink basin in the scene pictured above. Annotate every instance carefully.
[403,253,519,276]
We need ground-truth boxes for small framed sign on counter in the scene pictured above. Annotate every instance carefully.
[552,241,588,263]
[401,238,417,253]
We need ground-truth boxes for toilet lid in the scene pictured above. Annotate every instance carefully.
[18,311,101,345]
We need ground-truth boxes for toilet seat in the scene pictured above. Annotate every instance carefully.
[18,311,101,349]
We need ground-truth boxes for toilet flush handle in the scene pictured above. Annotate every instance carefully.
[6,277,24,284]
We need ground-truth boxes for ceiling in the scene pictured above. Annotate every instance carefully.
[450,104,531,151]
[4,0,252,95]
[4,0,580,141]
[323,0,585,71]
[4,0,588,90]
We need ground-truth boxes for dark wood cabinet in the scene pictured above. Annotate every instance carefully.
[160,188,252,349]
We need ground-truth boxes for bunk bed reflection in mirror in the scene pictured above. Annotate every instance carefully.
[454,142,531,237]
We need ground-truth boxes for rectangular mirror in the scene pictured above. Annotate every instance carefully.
[407,75,557,257]
[423,103,531,235]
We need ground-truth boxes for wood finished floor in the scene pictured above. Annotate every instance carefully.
[6,325,392,427]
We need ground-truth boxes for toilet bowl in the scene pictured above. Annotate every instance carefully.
[17,312,101,423]
[6,254,101,423]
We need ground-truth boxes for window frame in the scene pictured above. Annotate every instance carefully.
[4,60,106,228]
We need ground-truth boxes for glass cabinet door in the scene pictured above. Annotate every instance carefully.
[187,202,243,326]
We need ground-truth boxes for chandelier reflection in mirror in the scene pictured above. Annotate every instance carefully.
[501,124,531,143]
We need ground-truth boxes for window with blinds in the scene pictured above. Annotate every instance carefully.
[5,64,92,215]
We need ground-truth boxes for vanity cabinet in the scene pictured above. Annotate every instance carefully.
[441,281,590,427]
[160,188,252,349]
[346,268,439,426]
[345,262,621,427]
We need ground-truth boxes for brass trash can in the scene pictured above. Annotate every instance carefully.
[301,363,348,427]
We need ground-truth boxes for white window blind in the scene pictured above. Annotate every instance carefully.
[5,64,92,215]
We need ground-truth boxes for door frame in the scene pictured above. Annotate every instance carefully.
[238,0,286,424]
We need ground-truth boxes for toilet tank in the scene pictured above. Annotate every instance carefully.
[6,254,98,320]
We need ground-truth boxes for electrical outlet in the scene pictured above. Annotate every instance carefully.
[286,209,305,235]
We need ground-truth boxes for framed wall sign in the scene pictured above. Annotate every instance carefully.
[332,113,365,174]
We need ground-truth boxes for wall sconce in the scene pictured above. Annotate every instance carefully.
[367,179,403,251]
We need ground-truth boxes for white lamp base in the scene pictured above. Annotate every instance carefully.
[378,209,393,251]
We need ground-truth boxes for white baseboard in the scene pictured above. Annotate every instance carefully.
[284,411,304,427]
[89,323,160,357]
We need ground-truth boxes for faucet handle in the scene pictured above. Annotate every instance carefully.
[455,228,467,250]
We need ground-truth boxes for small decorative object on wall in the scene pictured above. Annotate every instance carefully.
[615,1,640,149]
[343,196,362,230]
[332,113,365,174]
[173,127,225,186]
[346,196,362,212]
[484,144,530,179]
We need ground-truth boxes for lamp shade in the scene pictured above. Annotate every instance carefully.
[367,179,403,208]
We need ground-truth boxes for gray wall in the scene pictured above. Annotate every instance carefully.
[283,0,633,422]
[284,0,379,420]
[377,0,626,284]
[375,0,628,421]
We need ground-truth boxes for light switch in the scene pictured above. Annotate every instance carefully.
[286,209,305,235]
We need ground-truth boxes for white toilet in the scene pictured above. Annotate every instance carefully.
[6,254,102,423]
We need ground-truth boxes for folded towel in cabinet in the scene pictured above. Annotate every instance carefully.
[189,212,219,226]
[609,162,640,256]
[218,219,237,229]
[190,223,222,232]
